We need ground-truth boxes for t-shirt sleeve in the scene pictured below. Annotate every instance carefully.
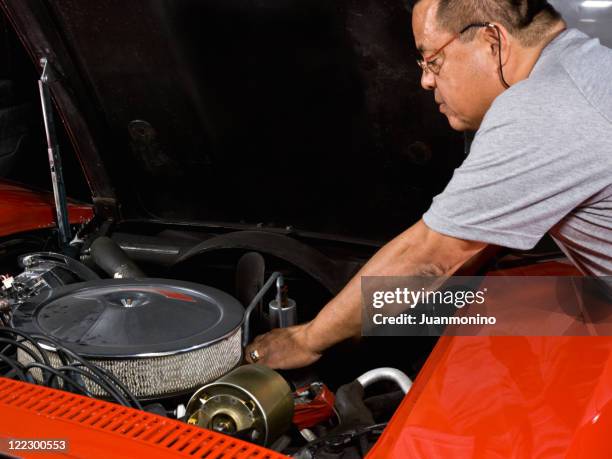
[422,91,606,250]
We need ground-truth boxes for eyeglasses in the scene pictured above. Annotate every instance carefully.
[417,22,494,75]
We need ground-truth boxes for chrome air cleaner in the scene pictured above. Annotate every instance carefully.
[12,279,244,399]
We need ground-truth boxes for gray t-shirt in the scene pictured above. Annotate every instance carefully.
[423,29,612,276]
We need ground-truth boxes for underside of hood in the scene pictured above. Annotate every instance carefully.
[3,0,464,241]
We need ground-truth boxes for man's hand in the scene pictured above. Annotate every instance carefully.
[245,322,322,369]
[245,220,486,370]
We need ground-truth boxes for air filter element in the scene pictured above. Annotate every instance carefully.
[11,279,244,399]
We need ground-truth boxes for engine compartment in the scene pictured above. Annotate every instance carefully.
[0,225,437,457]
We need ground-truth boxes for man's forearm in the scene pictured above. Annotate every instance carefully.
[304,220,484,352]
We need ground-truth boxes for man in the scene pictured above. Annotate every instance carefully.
[246,0,612,369]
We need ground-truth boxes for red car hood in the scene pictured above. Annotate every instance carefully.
[0,180,93,237]
[369,263,612,459]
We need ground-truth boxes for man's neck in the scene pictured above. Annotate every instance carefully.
[506,21,567,85]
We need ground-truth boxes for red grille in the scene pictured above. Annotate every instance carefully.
[0,377,288,459]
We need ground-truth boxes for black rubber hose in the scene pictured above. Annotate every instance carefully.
[0,354,27,381]
[332,380,375,432]
[0,337,46,365]
[32,333,142,410]
[56,366,129,406]
[1,327,140,409]
[24,362,90,395]
[0,327,52,366]
[90,236,145,278]
[74,363,143,410]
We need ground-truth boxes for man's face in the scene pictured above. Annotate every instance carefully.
[412,0,504,131]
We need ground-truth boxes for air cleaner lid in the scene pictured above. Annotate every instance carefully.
[11,279,244,358]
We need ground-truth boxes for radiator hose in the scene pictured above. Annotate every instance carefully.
[90,236,145,278]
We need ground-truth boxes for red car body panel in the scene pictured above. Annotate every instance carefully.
[0,180,93,238]
[369,263,612,458]
[0,377,288,459]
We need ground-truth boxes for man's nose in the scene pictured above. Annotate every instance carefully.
[421,70,436,91]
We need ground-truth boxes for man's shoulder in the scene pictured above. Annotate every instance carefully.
[485,29,612,128]
[557,29,612,123]
[479,73,578,135]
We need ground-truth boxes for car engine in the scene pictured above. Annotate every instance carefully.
[0,229,424,458]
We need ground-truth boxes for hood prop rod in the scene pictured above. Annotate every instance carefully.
[38,57,71,250]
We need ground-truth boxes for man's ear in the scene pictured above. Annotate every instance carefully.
[482,23,508,59]
[482,23,510,65]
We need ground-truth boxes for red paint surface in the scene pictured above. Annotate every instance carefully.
[368,262,612,458]
[0,180,93,237]
[0,377,287,459]
[293,383,336,430]
[153,289,197,302]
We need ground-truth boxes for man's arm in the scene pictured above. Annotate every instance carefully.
[245,219,487,369]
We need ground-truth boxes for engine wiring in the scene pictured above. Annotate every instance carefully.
[0,326,142,410]
[292,422,388,458]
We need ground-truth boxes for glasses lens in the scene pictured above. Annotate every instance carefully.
[428,58,441,74]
